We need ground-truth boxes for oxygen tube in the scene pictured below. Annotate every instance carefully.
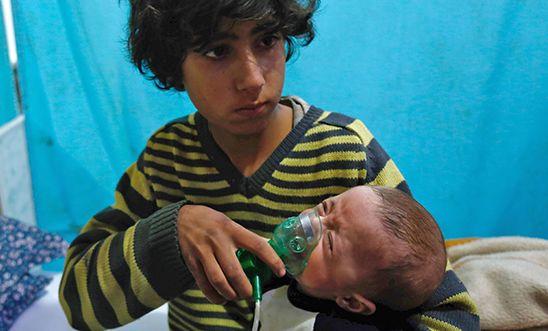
[236,209,323,331]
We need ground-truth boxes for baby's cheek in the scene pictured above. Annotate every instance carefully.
[298,246,324,287]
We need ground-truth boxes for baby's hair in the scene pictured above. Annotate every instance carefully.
[368,186,447,311]
[127,0,319,91]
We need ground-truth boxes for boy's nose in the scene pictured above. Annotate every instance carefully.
[234,51,265,94]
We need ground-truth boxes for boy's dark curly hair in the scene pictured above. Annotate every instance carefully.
[127,0,319,91]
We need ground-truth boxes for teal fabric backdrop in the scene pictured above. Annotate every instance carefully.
[0,10,17,126]
[2,0,547,242]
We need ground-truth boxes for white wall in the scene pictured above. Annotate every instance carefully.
[0,114,36,225]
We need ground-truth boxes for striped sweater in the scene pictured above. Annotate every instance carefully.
[59,101,479,330]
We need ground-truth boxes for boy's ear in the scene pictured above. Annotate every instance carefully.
[335,294,376,315]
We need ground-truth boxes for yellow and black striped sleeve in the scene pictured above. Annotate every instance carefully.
[325,111,410,193]
[408,266,480,330]
[59,143,193,330]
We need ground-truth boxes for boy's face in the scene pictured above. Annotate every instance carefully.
[181,18,287,137]
[296,187,390,299]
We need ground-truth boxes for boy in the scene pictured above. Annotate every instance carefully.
[260,185,452,330]
[59,0,478,330]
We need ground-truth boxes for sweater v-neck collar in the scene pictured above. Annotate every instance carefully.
[195,106,322,198]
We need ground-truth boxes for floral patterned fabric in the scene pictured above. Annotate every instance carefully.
[0,215,68,330]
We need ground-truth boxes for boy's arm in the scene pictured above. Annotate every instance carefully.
[58,152,193,330]
[343,116,410,194]
[407,262,480,330]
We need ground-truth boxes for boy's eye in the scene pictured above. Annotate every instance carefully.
[203,45,229,59]
[260,34,281,48]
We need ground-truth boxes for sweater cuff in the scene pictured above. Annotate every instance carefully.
[136,200,195,298]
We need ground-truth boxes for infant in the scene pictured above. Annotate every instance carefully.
[293,185,447,315]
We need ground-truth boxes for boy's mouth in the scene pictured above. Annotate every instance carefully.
[235,101,268,117]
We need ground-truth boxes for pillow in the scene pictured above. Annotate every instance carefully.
[0,215,68,330]
[0,273,52,330]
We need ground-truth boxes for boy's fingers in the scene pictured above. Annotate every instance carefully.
[235,226,286,278]
[217,249,253,299]
[182,245,229,304]
[202,256,238,301]
[193,262,227,305]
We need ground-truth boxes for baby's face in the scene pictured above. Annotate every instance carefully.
[296,186,389,299]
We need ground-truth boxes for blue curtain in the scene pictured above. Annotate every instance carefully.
[5,0,548,241]
[0,10,17,125]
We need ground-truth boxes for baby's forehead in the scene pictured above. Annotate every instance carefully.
[338,186,379,214]
[340,185,374,199]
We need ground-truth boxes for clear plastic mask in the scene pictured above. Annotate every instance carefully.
[269,209,323,276]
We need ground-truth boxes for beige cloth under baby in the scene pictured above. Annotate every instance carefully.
[448,236,548,330]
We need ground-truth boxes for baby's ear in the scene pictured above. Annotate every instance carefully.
[335,294,376,315]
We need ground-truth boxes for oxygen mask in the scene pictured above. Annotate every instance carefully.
[237,209,322,296]
[236,209,323,331]
[268,208,323,276]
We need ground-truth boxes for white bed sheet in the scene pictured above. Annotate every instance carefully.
[10,273,168,331]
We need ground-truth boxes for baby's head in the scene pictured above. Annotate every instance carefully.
[296,186,446,314]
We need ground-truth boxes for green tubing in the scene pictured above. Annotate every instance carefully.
[252,274,262,302]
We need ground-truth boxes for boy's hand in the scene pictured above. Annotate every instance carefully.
[176,204,286,304]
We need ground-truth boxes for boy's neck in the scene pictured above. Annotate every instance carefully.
[210,103,293,177]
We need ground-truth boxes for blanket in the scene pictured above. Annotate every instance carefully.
[448,236,548,330]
